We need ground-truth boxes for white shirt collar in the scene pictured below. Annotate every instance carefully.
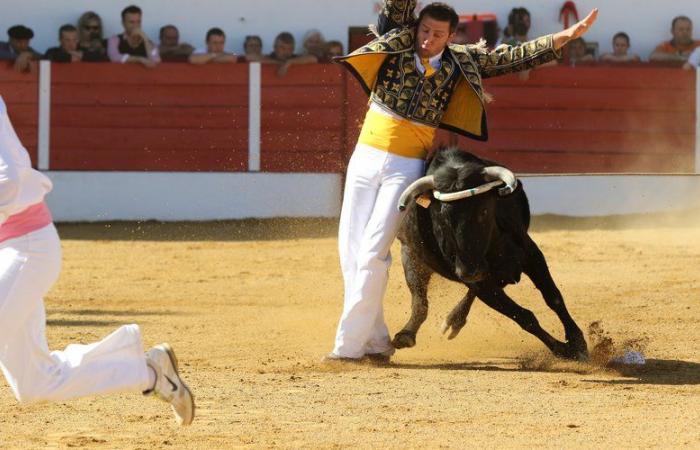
[414,50,444,74]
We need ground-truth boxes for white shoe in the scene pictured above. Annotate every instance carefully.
[144,343,195,426]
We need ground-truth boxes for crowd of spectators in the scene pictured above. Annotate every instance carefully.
[1,5,699,74]
[0,4,345,74]
[457,7,699,70]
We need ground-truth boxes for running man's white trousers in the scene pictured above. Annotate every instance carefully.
[0,224,150,404]
[333,144,424,359]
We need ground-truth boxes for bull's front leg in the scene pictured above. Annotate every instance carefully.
[392,244,432,349]
[474,282,572,359]
[523,236,588,361]
[441,288,477,340]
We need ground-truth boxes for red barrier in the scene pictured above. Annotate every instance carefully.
[0,63,38,166]
[0,63,696,173]
[434,66,696,173]
[260,64,346,172]
[50,63,249,171]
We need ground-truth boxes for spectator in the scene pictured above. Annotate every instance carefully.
[301,29,326,59]
[683,47,700,70]
[325,40,344,59]
[240,35,263,62]
[650,16,700,63]
[277,30,323,76]
[599,32,640,63]
[77,11,108,62]
[268,32,297,62]
[0,25,41,72]
[107,5,160,67]
[502,7,531,46]
[44,24,83,63]
[500,9,554,80]
[158,25,193,62]
[188,28,237,64]
[567,37,595,65]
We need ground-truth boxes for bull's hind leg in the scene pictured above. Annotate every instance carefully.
[441,288,476,340]
[474,284,571,359]
[392,244,432,349]
[523,237,588,360]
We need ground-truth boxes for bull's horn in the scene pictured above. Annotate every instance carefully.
[482,166,518,196]
[397,175,435,211]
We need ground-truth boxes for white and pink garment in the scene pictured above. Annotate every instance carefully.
[0,96,150,403]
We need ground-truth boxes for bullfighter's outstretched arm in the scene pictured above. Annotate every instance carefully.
[378,0,418,35]
[474,8,599,79]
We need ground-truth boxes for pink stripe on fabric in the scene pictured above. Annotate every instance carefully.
[0,202,53,243]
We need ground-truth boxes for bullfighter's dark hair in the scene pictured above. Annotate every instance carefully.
[418,3,459,33]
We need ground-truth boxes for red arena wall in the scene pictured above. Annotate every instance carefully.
[1,63,696,174]
[0,65,38,165]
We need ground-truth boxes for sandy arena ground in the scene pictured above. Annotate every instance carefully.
[0,213,698,449]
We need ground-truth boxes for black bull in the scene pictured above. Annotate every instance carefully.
[392,148,588,360]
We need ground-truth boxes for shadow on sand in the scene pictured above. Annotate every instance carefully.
[45,309,183,327]
[390,358,700,386]
[585,359,700,386]
[54,208,700,242]
[46,319,122,327]
[47,309,181,317]
[56,218,338,242]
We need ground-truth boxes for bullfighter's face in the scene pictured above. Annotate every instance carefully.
[416,16,455,58]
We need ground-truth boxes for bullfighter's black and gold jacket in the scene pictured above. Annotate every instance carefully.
[335,0,561,141]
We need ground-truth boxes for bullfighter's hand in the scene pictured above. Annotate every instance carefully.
[553,8,599,49]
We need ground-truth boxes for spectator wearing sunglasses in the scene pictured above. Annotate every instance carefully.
[77,11,108,62]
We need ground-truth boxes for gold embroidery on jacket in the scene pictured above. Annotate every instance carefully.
[337,26,561,139]
[371,52,458,127]
[381,0,417,27]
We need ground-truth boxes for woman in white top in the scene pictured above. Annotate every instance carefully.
[0,97,194,426]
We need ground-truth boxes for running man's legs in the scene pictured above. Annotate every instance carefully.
[0,224,150,404]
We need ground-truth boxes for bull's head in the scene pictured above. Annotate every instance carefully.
[397,159,518,283]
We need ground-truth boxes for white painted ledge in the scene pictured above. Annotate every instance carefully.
[42,172,700,221]
[521,174,700,216]
[44,172,342,221]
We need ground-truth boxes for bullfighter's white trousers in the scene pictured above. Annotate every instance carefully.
[0,224,150,404]
[333,143,425,359]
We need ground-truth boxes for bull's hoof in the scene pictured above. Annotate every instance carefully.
[392,331,416,349]
[567,343,590,362]
[441,315,467,340]
[565,334,589,362]
[553,342,589,362]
